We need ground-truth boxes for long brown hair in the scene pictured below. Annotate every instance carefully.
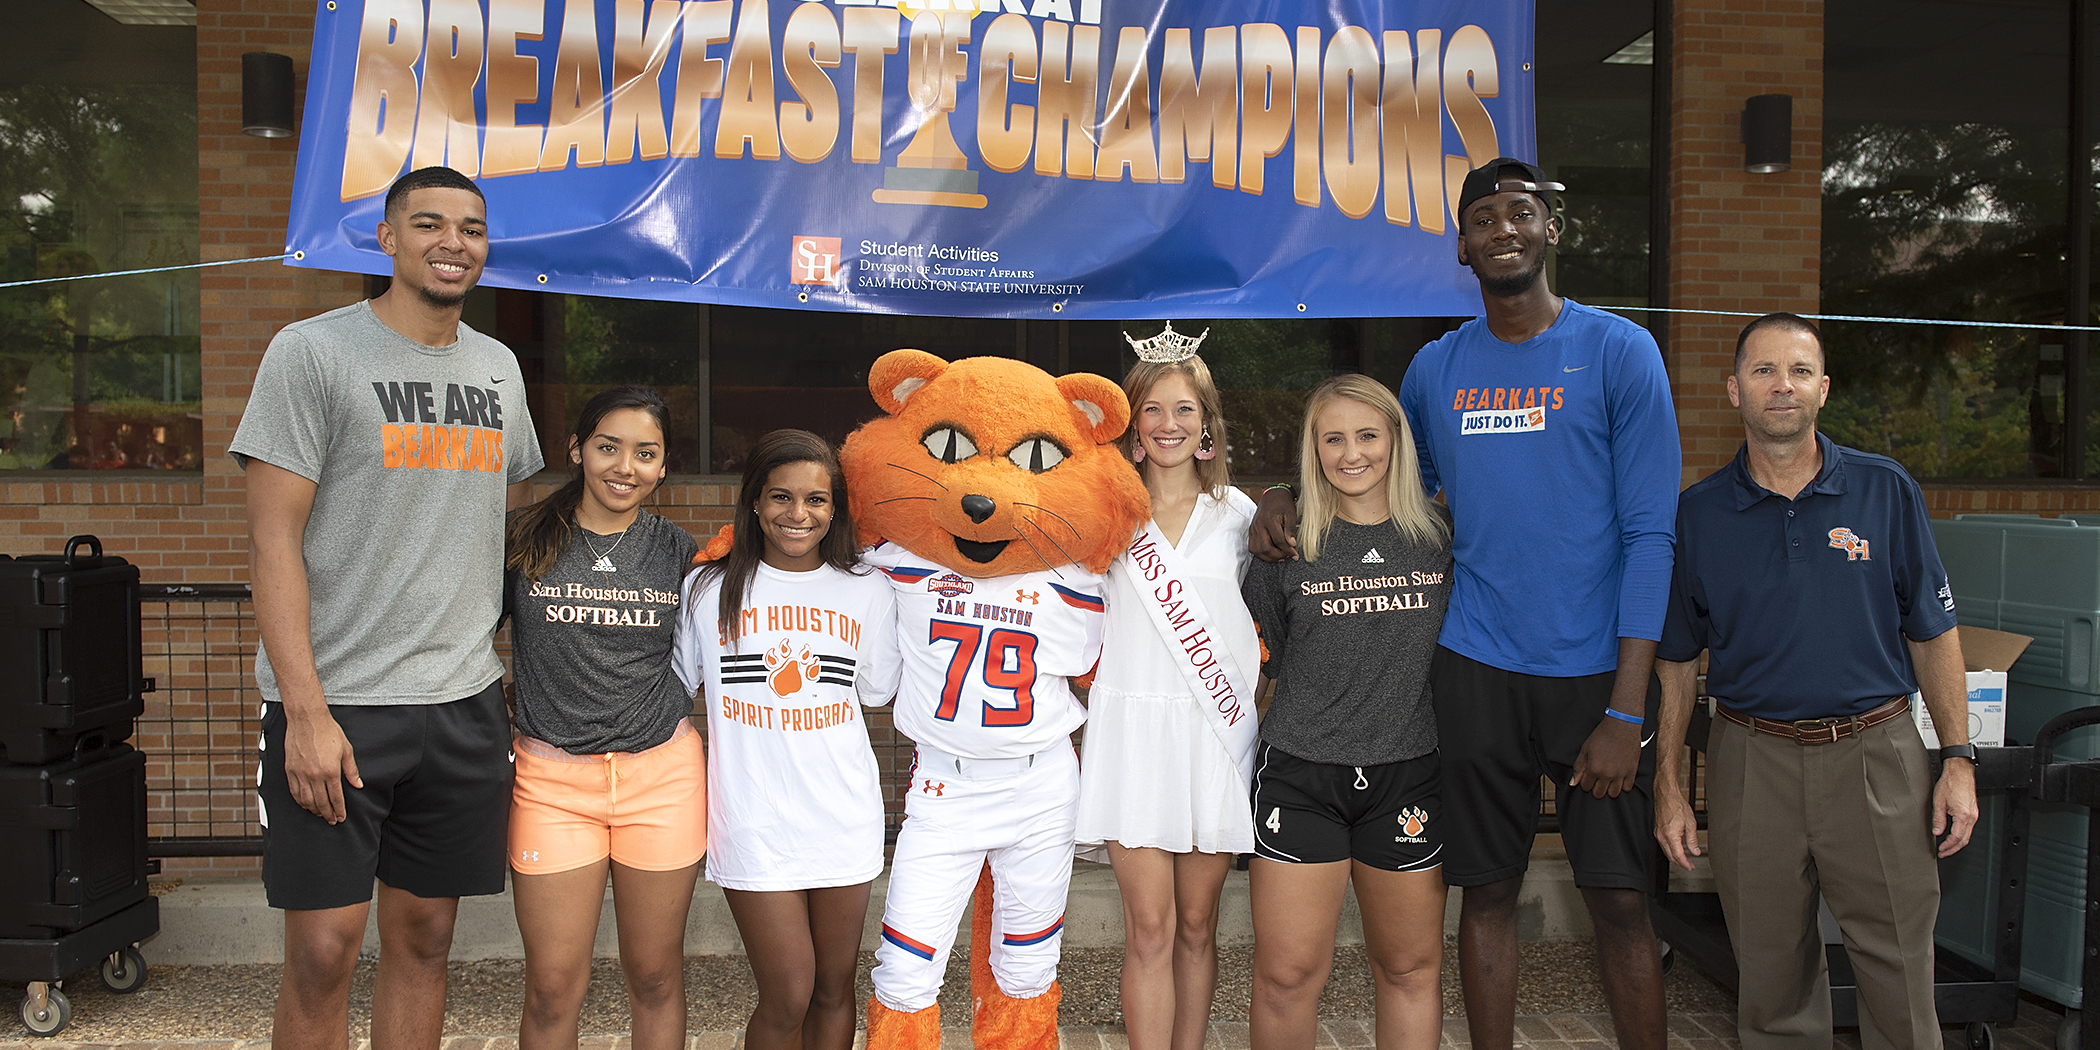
[1120,355,1233,496]
[697,429,863,645]
[504,386,670,581]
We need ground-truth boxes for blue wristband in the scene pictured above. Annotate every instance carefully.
[1602,707,1644,727]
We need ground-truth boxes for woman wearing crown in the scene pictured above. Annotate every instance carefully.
[1076,323,1262,1050]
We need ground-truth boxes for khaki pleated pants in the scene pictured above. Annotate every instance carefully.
[1708,711,1943,1050]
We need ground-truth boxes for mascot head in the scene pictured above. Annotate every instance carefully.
[841,350,1149,576]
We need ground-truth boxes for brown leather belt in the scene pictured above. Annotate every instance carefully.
[1714,695,1910,745]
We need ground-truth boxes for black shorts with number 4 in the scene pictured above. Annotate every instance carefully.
[1249,742,1442,871]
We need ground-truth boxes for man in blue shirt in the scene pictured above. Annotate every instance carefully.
[1254,158,1679,1050]
[1654,313,1977,1050]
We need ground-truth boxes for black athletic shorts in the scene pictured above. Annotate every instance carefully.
[259,679,513,910]
[1429,646,1658,890]
[1249,742,1442,871]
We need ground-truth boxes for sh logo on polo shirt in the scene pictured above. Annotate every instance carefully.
[1828,527,1871,561]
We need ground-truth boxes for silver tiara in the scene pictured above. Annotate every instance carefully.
[1123,320,1210,363]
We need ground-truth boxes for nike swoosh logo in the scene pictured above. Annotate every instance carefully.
[1563,365,1590,373]
[1641,732,1656,747]
[492,377,507,384]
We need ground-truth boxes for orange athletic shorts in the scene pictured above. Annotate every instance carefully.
[508,719,707,875]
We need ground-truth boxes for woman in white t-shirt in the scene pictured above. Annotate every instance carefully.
[1075,350,1260,1050]
[673,429,899,1050]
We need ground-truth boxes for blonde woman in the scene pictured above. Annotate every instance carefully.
[1076,346,1258,1050]
[1239,374,1453,1050]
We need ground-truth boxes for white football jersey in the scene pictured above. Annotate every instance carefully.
[863,542,1105,760]
[674,561,901,890]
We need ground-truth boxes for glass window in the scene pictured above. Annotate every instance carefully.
[708,307,1014,474]
[0,2,198,472]
[497,304,1490,481]
[1537,0,1655,312]
[481,288,706,474]
[1822,0,2070,478]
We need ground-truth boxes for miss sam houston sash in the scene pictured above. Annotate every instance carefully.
[1120,520,1258,784]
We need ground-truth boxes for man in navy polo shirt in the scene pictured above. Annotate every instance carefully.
[1653,313,1977,1050]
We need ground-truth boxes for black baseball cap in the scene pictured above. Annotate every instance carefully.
[1456,157,1565,221]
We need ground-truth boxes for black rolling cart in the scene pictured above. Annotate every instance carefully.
[1649,704,2036,1050]
[2027,707,2100,1050]
[0,536,159,1036]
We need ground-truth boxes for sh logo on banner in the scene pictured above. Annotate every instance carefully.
[791,236,844,287]
[1460,407,1547,435]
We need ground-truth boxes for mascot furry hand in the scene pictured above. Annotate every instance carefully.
[844,350,1147,1050]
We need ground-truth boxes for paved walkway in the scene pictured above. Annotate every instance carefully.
[1,1008,2075,1050]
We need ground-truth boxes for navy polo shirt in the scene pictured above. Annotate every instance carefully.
[1658,432,1957,721]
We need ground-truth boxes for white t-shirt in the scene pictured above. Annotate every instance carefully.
[674,561,900,890]
[862,542,1106,760]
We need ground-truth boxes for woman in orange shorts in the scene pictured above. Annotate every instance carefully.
[503,386,702,1050]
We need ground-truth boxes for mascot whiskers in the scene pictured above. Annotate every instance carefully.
[846,350,1148,1050]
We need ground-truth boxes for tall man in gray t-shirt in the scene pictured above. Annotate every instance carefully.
[232,166,543,1050]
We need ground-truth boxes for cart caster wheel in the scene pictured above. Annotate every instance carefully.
[1966,1022,1996,1050]
[1658,939,1677,976]
[2058,1010,2080,1050]
[19,987,70,1037]
[100,944,147,993]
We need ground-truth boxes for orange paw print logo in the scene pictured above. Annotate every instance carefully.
[1398,807,1429,837]
[763,638,821,698]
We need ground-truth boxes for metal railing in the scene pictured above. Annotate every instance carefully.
[139,584,263,857]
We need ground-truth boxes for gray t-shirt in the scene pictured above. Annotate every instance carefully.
[507,511,699,754]
[230,300,544,705]
[1241,514,1453,766]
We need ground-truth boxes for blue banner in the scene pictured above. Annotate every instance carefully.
[286,0,1533,318]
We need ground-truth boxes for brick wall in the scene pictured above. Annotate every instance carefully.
[1665,0,1824,485]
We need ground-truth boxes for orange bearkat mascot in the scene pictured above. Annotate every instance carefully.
[845,350,1147,1049]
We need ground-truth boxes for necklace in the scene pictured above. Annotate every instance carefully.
[581,521,633,573]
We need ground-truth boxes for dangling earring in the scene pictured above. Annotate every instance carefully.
[1194,425,1216,461]
[1132,442,1145,463]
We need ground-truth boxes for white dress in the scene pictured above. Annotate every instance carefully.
[1075,488,1260,855]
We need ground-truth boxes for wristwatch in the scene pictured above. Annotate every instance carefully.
[1939,743,1979,763]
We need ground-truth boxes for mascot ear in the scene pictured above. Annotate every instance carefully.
[868,349,950,414]
[1055,371,1132,446]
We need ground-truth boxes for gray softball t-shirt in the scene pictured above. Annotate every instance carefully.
[507,512,700,754]
[230,300,544,706]
[1241,514,1453,767]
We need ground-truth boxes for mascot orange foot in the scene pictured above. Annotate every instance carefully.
[969,867,1062,1050]
[867,994,942,1049]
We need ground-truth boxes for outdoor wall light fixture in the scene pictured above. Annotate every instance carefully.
[242,52,296,139]
[1742,93,1792,173]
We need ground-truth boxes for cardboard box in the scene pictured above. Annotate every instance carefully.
[1913,626,2032,748]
